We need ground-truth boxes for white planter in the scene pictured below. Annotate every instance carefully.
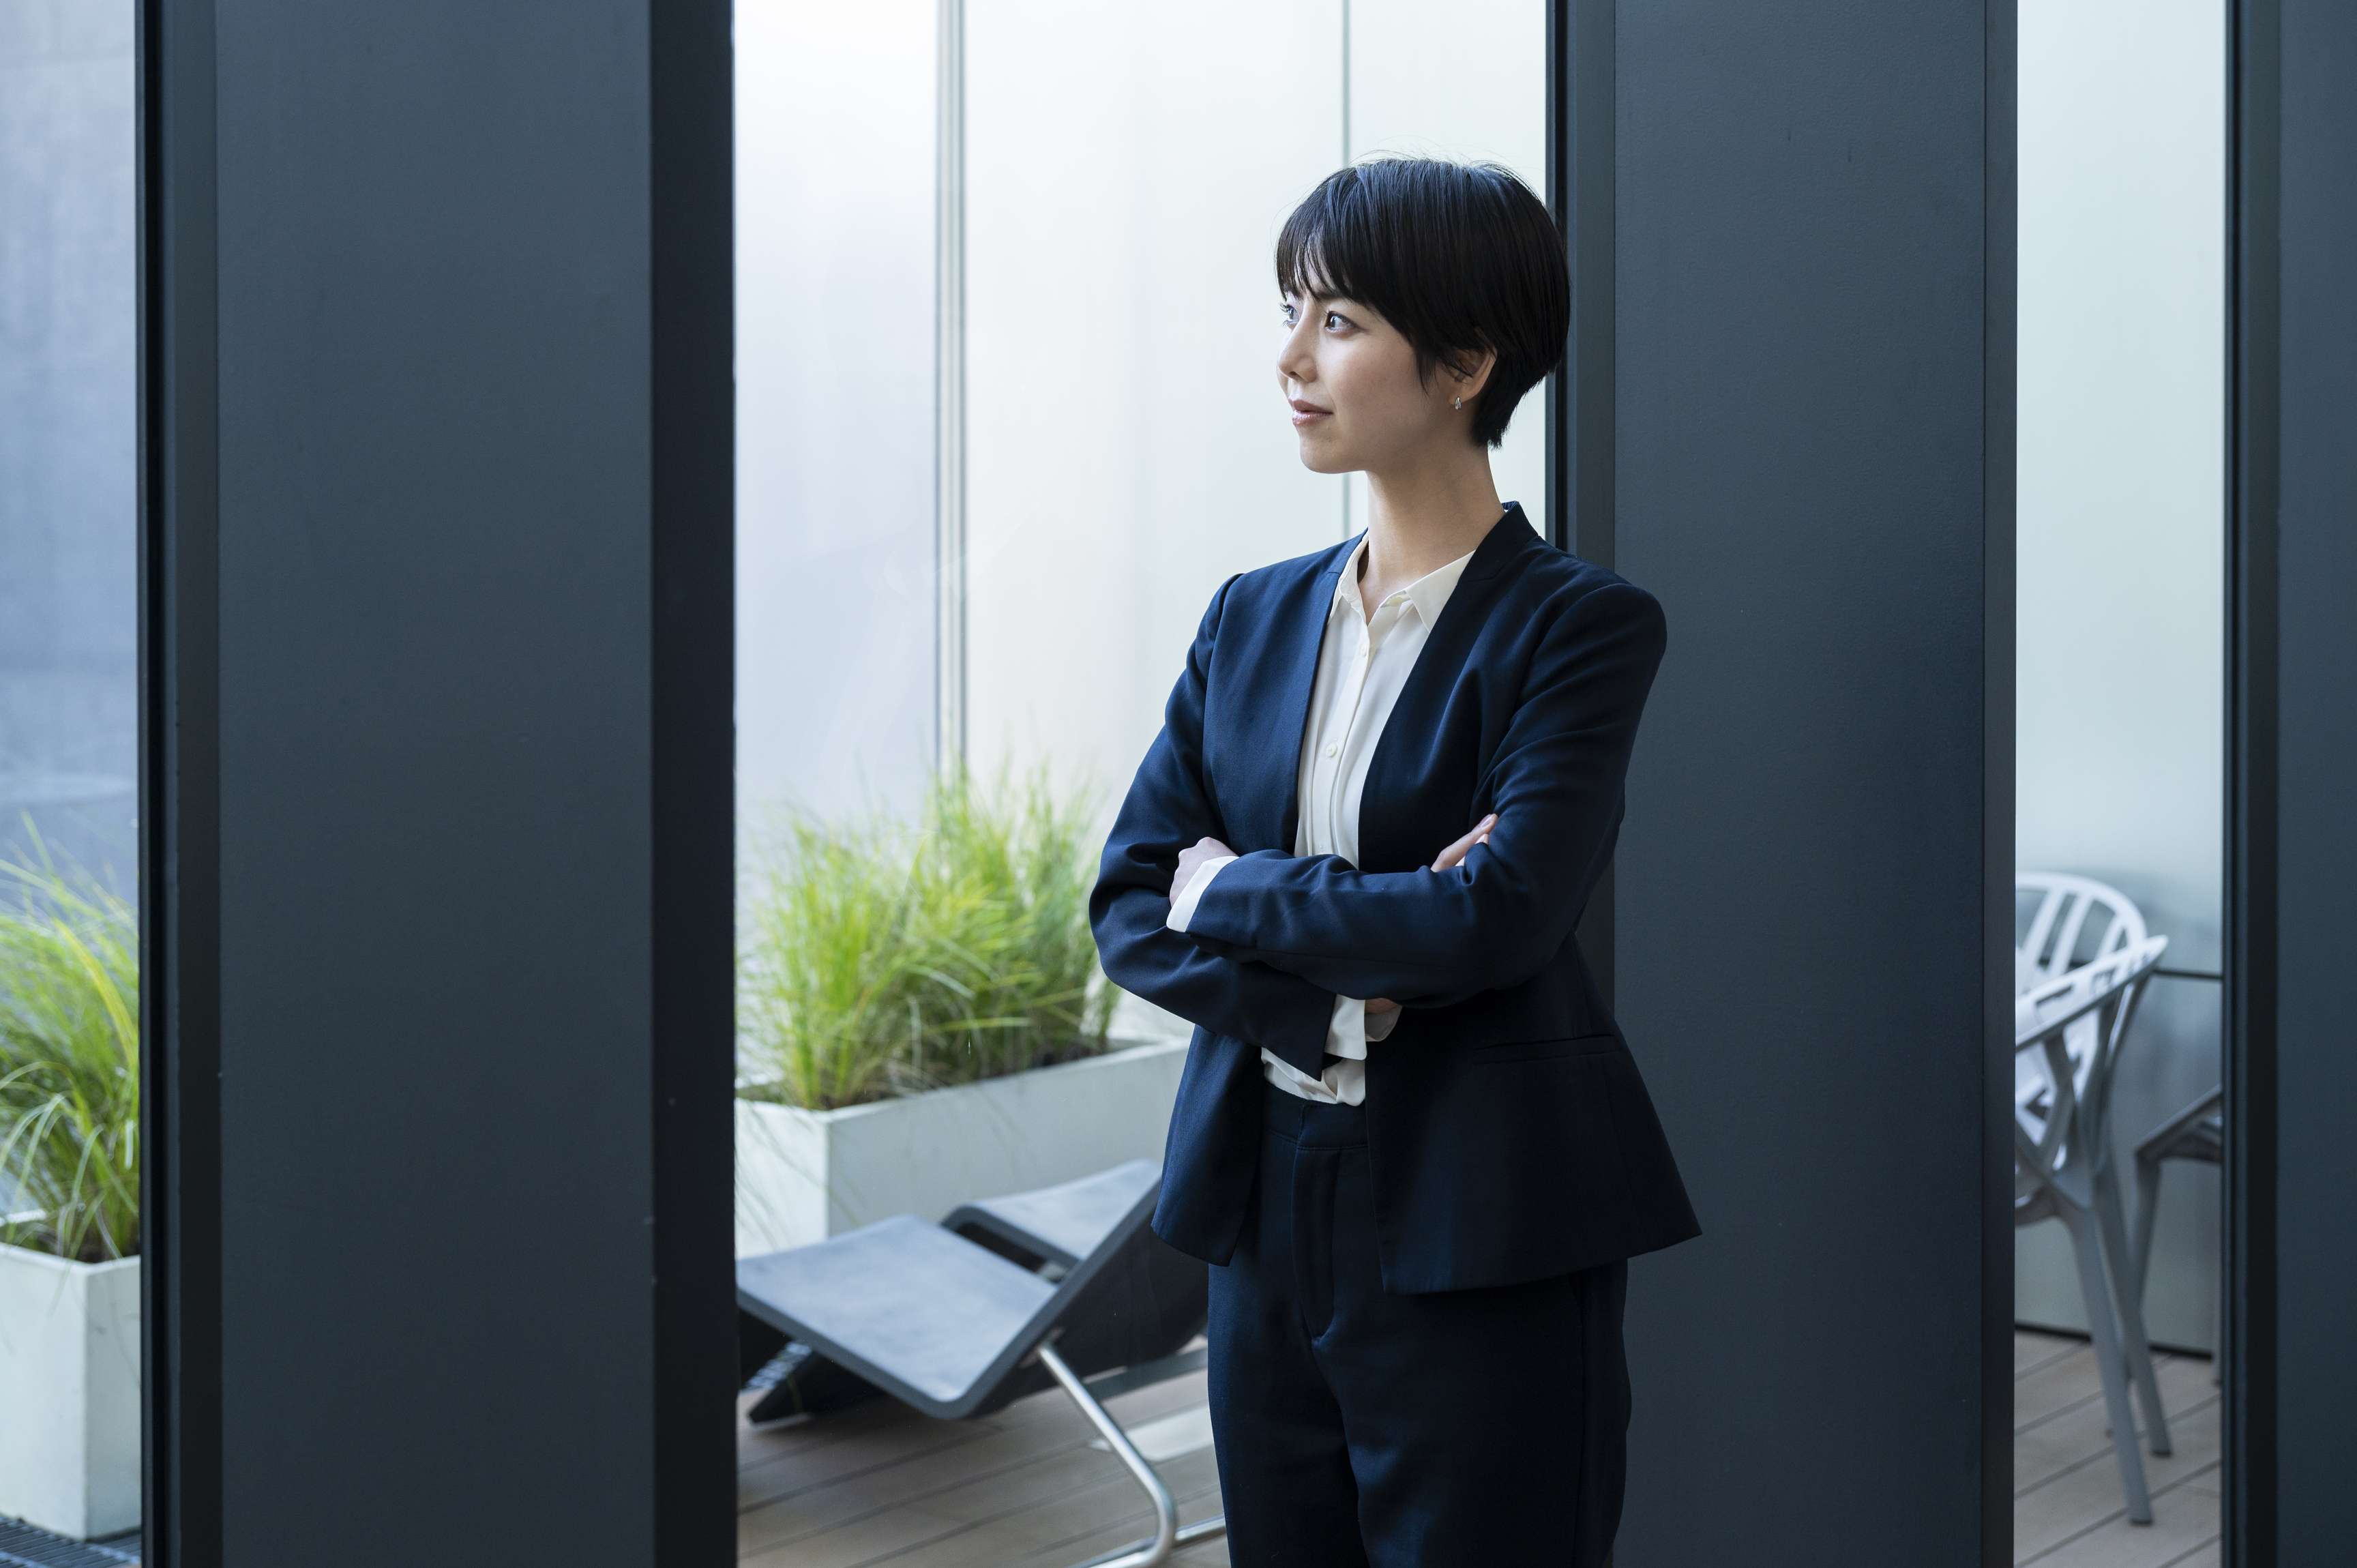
[0,1243,139,1540]
[735,1035,1187,1258]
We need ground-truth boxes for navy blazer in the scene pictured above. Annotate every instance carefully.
[1089,503,1701,1293]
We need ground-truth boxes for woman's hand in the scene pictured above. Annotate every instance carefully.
[1423,812,1496,875]
[1366,812,1497,1019]
[1173,835,1236,904]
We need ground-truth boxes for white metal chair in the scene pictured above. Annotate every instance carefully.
[2131,1084,2225,1387]
[2016,871,2148,992]
[2013,873,2147,1119]
[2016,874,2206,1399]
[2014,931,2174,1524]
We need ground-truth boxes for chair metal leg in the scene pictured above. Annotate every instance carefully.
[1034,1335,1228,1568]
[2094,1167,2173,1456]
[2062,1205,2154,1524]
[2130,1151,2164,1310]
[2212,1177,2225,1387]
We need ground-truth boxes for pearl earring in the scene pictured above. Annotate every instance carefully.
[1453,396,1462,409]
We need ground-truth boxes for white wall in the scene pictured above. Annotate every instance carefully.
[2015,0,2225,1352]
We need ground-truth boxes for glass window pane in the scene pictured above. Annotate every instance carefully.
[0,4,143,1550]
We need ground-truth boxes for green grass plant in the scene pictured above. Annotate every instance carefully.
[0,824,140,1263]
[737,757,1121,1110]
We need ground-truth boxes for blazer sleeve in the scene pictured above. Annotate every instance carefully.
[1170,579,1668,1005]
[1088,572,1342,1080]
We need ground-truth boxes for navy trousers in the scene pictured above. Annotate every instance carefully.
[1206,1077,1630,1568]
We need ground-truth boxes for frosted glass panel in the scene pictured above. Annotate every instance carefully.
[962,0,1349,819]
[1348,0,1551,544]
[0,5,138,900]
[964,0,1550,836]
[2015,0,2225,1357]
[735,0,939,829]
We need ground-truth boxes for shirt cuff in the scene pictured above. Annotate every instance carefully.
[1326,992,1368,1059]
[1164,853,1239,933]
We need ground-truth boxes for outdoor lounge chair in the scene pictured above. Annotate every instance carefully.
[941,1156,1163,1269]
[736,1160,1222,1568]
[735,1159,1183,1415]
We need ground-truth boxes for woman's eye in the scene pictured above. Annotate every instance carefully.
[1279,304,1350,332]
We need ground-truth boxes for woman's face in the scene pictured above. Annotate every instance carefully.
[1275,283,1488,475]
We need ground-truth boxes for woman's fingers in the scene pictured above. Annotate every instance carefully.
[1365,997,1402,1016]
[1429,813,1498,872]
[1171,834,1235,898]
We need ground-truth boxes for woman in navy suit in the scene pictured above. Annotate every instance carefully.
[1088,158,1697,1568]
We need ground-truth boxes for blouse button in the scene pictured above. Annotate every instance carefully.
[1324,742,1339,758]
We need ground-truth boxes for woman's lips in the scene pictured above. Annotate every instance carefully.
[1290,406,1331,426]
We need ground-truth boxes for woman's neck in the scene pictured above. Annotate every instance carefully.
[1358,454,1505,604]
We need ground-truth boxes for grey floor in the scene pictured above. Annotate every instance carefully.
[735,1329,2222,1567]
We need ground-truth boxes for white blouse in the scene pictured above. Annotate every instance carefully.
[1163,529,1481,1105]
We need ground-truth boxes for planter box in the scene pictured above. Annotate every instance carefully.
[736,1035,1187,1258]
[0,1243,139,1540]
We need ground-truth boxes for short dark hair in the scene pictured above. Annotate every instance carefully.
[1275,156,1569,449]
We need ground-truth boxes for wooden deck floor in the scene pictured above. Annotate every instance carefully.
[2012,1329,2222,1567]
[736,1329,2221,1566]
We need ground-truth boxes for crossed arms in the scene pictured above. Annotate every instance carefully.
[1087,568,1668,1075]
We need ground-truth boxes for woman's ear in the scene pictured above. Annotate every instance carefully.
[1449,343,1500,406]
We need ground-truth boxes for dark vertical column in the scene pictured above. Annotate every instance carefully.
[649,1,739,1557]
[1551,0,1620,1004]
[1600,3,2011,1562]
[2225,1,2277,1557]
[140,3,735,1563]
[2256,0,2357,1555]
[139,0,222,1557]
[1981,8,2018,1557]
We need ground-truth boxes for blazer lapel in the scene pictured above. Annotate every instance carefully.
[1226,503,1540,865]
[1254,546,1350,857]
[1354,504,1543,872]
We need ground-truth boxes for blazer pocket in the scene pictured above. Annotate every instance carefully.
[1465,1031,1625,1065]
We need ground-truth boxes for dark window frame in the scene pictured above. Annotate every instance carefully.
[130,1,2282,1561]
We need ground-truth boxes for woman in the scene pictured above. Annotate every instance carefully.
[1088,157,1700,1567]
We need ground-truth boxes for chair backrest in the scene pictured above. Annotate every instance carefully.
[942,1157,1163,1269]
[2016,871,2148,995]
[2014,932,2169,1192]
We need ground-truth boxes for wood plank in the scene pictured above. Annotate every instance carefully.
[2017,1445,2219,1562]
[729,1329,2233,1564]
[2017,1344,2106,1428]
[837,1450,1222,1568]
[2015,1358,2217,1493]
[2013,1339,2221,1563]
[2019,1479,2220,1568]
[2019,1329,2085,1377]
[738,1359,1216,1563]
